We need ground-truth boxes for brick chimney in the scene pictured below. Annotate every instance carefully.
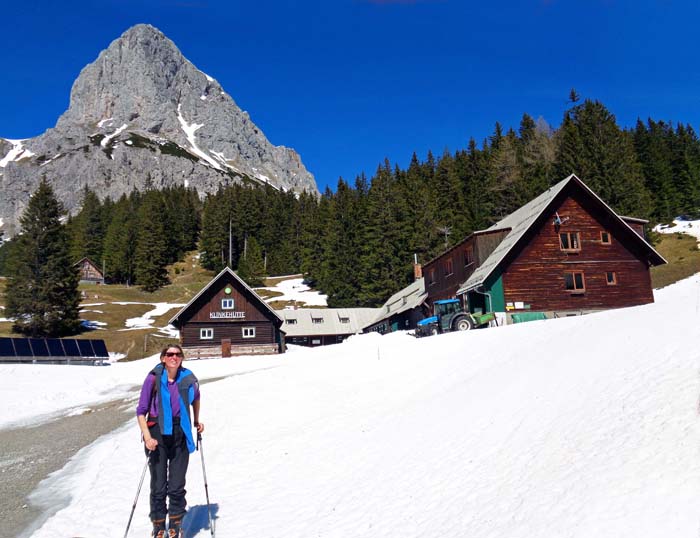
[413,253,422,280]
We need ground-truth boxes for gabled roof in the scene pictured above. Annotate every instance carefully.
[457,174,667,295]
[73,257,102,271]
[169,267,282,326]
[365,277,427,328]
[280,308,380,337]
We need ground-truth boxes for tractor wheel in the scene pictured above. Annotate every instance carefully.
[454,317,474,331]
[430,326,439,336]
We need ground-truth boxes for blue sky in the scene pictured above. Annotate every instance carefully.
[2,1,700,192]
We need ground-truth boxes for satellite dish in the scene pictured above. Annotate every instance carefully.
[553,212,570,226]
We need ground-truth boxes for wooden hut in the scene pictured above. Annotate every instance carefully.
[424,173,667,323]
[74,257,104,284]
[169,267,285,357]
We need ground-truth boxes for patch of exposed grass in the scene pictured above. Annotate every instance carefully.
[0,252,211,359]
[255,289,283,300]
[264,274,303,286]
[651,233,700,289]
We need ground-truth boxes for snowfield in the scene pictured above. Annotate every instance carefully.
[3,274,700,538]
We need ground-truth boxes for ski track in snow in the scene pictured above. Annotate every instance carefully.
[9,274,700,538]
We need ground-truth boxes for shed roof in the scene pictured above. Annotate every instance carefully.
[169,267,282,326]
[280,308,380,337]
[457,174,667,295]
[365,277,427,329]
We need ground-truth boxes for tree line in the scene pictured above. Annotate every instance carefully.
[2,95,700,336]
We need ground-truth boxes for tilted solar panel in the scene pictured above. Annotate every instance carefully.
[13,338,32,357]
[91,340,109,358]
[47,339,66,357]
[77,339,95,357]
[62,339,80,357]
[0,338,16,357]
[29,338,50,357]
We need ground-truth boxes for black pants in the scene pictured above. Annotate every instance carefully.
[146,420,190,521]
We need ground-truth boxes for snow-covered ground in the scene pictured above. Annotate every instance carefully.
[654,217,700,244]
[120,302,185,336]
[257,276,328,307]
[4,273,700,537]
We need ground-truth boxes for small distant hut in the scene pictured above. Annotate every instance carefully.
[74,257,104,284]
[169,267,285,358]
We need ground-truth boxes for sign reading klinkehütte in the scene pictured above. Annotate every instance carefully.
[210,311,246,319]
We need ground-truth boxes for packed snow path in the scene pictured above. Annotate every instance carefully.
[5,275,700,537]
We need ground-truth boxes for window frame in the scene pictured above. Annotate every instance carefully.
[606,271,617,285]
[464,245,474,267]
[444,257,454,276]
[242,327,256,339]
[564,271,586,293]
[559,231,581,253]
[600,231,611,245]
[221,298,235,310]
[429,268,436,286]
[200,328,214,340]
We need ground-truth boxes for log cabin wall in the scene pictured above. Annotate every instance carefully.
[177,273,280,350]
[501,194,654,313]
[424,229,510,309]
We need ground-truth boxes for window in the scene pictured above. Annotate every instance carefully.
[564,271,585,293]
[559,232,581,252]
[464,246,474,266]
[606,272,617,285]
[429,268,436,286]
[242,327,256,338]
[600,231,611,244]
[444,258,454,276]
[221,298,234,309]
[312,317,324,324]
[286,319,297,325]
[200,328,213,340]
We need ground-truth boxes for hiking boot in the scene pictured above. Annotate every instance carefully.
[168,514,183,538]
[151,518,166,538]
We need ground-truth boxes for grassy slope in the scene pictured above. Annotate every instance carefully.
[650,233,700,289]
[0,234,697,359]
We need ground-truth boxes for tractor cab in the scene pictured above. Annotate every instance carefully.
[415,298,496,337]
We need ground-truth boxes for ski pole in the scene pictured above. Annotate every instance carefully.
[123,452,150,538]
[197,432,215,537]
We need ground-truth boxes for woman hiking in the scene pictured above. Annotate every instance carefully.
[136,344,204,538]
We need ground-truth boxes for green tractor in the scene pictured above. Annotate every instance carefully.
[415,299,495,337]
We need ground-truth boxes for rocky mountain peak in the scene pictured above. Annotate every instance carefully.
[1,24,318,236]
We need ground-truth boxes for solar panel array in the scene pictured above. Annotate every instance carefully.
[0,337,109,359]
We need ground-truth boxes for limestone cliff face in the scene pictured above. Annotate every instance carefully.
[0,24,317,236]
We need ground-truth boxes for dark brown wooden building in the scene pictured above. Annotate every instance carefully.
[169,267,285,357]
[74,257,104,284]
[421,174,666,323]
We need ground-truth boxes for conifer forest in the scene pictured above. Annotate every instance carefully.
[3,98,700,309]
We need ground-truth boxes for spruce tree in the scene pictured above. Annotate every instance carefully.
[4,179,82,336]
[134,191,169,292]
[236,235,266,287]
[103,194,138,284]
[68,186,105,264]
